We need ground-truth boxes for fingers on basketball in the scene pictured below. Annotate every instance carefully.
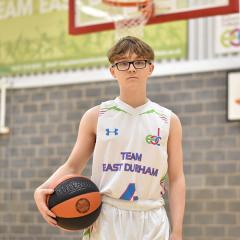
[40,191,57,221]
[44,188,54,195]
[47,209,56,218]
[41,206,57,226]
[45,215,57,226]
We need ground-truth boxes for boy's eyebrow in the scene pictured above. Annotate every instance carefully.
[115,56,145,62]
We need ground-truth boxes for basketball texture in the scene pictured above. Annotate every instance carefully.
[47,175,102,231]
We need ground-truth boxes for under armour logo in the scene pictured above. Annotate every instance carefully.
[106,128,119,136]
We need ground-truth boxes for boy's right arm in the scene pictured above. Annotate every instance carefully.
[34,106,99,226]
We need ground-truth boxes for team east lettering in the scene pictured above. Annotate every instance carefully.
[103,152,159,177]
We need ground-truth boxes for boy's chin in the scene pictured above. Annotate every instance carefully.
[123,82,146,89]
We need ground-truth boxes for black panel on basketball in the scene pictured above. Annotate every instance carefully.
[48,177,99,209]
[56,206,102,230]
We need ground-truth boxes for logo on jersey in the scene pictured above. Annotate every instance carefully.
[120,183,138,201]
[145,128,161,146]
[106,128,119,136]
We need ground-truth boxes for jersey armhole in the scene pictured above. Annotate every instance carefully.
[95,105,102,139]
[165,109,173,144]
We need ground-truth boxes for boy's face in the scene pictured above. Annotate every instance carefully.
[109,52,154,89]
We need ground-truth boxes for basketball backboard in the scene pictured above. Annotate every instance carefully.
[69,0,240,35]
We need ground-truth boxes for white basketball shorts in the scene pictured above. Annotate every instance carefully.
[82,198,170,240]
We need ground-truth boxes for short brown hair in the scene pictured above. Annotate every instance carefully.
[107,36,154,64]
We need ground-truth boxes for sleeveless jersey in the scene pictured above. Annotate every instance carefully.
[91,97,172,209]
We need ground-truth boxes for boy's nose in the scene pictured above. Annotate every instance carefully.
[128,62,136,72]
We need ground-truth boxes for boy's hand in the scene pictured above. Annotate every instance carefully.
[34,188,57,227]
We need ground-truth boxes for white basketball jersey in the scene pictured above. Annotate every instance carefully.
[91,97,172,208]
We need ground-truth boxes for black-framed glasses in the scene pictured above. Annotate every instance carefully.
[112,60,151,71]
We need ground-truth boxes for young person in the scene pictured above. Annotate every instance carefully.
[34,36,185,240]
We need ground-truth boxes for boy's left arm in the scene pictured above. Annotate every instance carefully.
[167,113,186,240]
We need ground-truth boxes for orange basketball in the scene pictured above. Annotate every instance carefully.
[47,174,102,231]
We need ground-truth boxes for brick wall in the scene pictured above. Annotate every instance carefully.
[0,71,240,240]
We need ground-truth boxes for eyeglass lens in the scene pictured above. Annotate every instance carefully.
[116,60,147,71]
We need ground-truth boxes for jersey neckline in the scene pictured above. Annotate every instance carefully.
[114,97,152,115]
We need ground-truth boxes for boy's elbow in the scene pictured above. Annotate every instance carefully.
[169,172,185,187]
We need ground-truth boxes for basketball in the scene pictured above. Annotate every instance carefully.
[47,175,102,231]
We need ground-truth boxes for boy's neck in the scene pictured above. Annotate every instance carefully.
[119,90,148,108]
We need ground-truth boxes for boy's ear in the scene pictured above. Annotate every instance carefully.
[149,63,154,75]
[110,66,116,78]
